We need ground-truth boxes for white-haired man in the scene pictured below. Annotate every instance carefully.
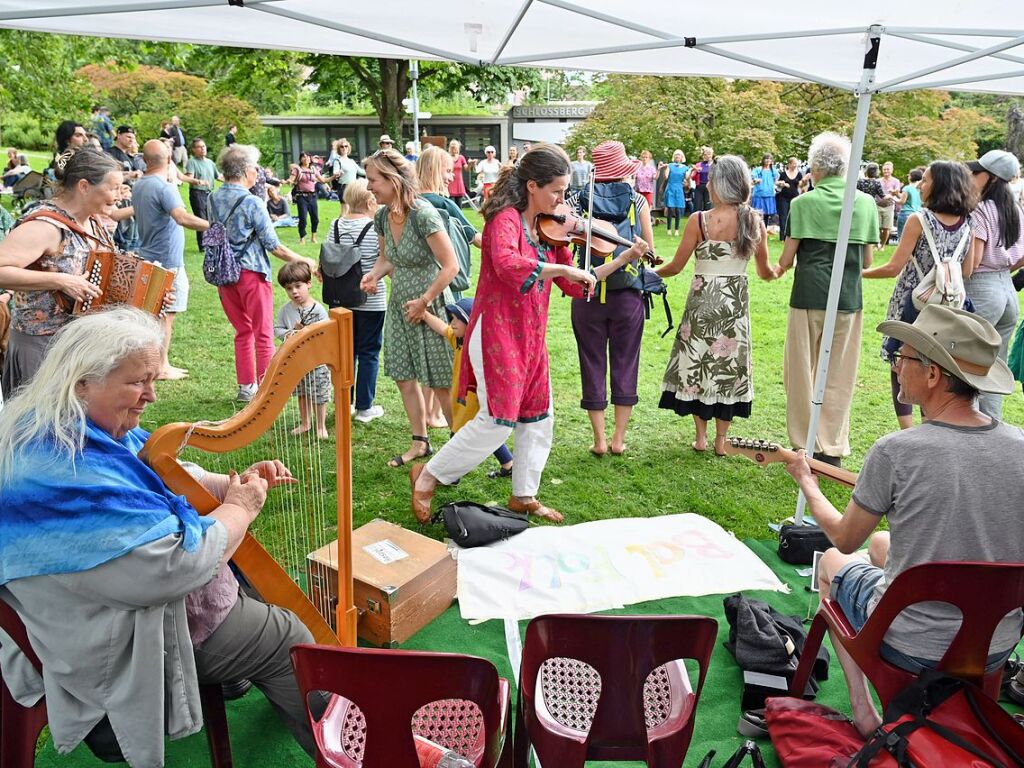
[775,131,878,466]
[784,305,1024,736]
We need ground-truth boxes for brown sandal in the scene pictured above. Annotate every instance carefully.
[409,463,434,523]
[507,496,564,524]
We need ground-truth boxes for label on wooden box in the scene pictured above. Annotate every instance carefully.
[307,519,457,647]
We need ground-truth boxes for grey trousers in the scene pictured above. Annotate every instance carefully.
[85,590,318,762]
[965,270,1019,419]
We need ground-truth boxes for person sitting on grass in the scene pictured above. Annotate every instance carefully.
[267,185,296,227]
[420,297,514,479]
[274,261,332,439]
[782,304,1024,738]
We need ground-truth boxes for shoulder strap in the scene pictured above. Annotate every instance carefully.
[697,210,709,241]
[910,212,933,279]
[354,220,374,246]
[332,218,342,244]
[918,211,970,264]
[20,209,113,249]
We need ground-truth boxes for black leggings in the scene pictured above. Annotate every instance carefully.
[665,207,683,231]
[295,192,319,238]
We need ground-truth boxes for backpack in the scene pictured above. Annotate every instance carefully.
[850,671,1024,767]
[910,212,970,311]
[640,267,674,338]
[433,501,529,548]
[320,219,373,309]
[418,196,472,293]
[576,182,642,292]
[203,193,254,287]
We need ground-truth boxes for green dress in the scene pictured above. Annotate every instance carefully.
[375,201,454,387]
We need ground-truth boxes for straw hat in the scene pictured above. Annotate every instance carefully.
[378,134,395,146]
[591,140,642,182]
[878,305,1014,394]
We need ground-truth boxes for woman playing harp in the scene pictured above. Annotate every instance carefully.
[0,308,319,765]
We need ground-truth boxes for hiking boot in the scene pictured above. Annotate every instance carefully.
[236,383,257,402]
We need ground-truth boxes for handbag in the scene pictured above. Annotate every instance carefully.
[777,523,832,565]
[433,501,529,548]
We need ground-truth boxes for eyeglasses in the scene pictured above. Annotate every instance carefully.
[891,351,926,366]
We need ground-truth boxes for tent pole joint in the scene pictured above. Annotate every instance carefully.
[684,37,696,48]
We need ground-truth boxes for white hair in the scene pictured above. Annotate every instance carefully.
[218,143,261,181]
[807,132,851,178]
[0,308,164,483]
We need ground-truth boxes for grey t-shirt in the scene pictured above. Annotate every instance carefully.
[133,173,186,269]
[852,419,1024,660]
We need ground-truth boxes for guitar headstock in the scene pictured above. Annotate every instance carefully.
[721,437,786,466]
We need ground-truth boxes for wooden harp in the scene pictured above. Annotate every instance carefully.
[140,308,356,645]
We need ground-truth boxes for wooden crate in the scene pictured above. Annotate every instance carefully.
[307,519,457,647]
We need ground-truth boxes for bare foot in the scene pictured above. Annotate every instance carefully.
[714,436,728,456]
[387,442,430,468]
[299,237,306,245]
[691,439,707,452]
[610,439,627,455]
[589,442,608,457]
[291,425,311,436]
[316,429,330,440]
[158,366,189,381]
[311,234,318,243]
[852,703,883,738]
[426,417,448,429]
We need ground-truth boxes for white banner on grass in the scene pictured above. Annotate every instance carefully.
[457,514,786,622]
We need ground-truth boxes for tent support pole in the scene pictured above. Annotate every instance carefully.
[793,28,879,525]
[410,59,419,152]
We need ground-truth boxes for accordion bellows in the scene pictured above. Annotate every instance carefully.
[75,250,174,316]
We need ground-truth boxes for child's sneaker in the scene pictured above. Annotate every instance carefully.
[354,405,384,423]
[236,383,257,402]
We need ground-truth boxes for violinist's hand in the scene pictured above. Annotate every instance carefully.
[359,273,378,294]
[245,459,298,489]
[561,265,598,293]
[622,235,650,263]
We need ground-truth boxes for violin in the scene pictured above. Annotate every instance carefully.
[535,203,663,267]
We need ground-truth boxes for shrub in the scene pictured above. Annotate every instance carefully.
[0,111,54,152]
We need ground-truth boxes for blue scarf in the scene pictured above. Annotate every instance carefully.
[0,421,214,586]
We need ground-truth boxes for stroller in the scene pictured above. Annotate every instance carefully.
[11,171,50,215]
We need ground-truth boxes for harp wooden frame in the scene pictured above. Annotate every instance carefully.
[141,308,356,646]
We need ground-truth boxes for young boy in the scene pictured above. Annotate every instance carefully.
[421,297,513,478]
[274,261,332,439]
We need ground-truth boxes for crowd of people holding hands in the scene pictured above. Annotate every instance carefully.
[1,103,1024,766]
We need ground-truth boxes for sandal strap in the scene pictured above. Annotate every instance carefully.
[412,435,430,443]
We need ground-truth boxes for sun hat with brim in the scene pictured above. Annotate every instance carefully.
[445,297,474,325]
[965,149,1020,183]
[878,304,1015,394]
[591,140,642,182]
[378,134,395,145]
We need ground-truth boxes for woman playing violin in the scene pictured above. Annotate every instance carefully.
[565,140,655,457]
[409,144,647,524]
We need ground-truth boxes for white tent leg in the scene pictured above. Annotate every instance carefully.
[793,30,878,524]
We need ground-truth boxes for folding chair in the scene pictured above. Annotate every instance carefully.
[0,595,233,767]
[514,614,718,768]
[290,644,512,768]
[789,561,1024,707]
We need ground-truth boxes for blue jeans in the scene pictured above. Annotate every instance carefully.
[896,209,914,241]
[352,310,385,411]
[833,561,1012,674]
[965,270,1019,419]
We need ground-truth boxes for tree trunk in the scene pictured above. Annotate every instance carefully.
[378,59,409,141]
[1007,105,1024,160]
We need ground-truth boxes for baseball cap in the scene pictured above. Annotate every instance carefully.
[966,150,1020,183]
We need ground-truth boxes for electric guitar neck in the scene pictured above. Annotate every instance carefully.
[722,437,858,488]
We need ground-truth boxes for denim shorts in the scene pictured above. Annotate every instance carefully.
[832,560,1012,674]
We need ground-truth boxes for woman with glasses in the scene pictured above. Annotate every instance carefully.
[477,146,502,199]
[287,152,327,244]
[409,144,645,525]
[863,161,977,429]
[326,138,363,206]
[359,149,459,468]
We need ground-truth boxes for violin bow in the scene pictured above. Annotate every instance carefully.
[584,166,596,302]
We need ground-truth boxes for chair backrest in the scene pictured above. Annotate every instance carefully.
[290,644,505,767]
[519,614,717,749]
[849,561,1024,683]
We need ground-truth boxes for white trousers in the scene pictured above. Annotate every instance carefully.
[426,321,553,498]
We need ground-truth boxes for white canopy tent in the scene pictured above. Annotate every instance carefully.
[4,1,1024,521]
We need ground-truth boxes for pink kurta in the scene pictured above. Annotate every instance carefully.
[448,154,468,197]
[458,206,584,425]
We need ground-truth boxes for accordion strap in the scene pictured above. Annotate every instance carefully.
[20,208,116,251]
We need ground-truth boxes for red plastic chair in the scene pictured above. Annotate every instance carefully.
[0,595,233,767]
[513,614,718,768]
[789,561,1024,707]
[290,644,513,768]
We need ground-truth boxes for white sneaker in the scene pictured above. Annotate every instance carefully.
[354,405,384,423]
[236,383,257,402]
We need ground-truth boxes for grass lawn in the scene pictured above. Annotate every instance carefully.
[141,195,1024,540]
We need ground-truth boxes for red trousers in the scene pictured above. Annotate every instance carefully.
[217,269,275,385]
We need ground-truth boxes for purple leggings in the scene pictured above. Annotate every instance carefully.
[571,288,645,410]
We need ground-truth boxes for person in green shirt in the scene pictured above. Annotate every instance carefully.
[775,131,878,466]
[184,137,220,248]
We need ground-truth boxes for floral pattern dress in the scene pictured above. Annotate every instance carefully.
[659,212,753,421]
[375,201,454,388]
[879,209,971,361]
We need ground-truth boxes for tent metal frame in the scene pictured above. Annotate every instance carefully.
[6,2,1024,523]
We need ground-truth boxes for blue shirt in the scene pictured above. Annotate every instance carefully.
[752,166,778,199]
[209,183,280,281]
[132,174,185,269]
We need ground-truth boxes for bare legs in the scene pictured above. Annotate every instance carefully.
[291,396,329,439]
[691,416,731,455]
[587,405,632,455]
[158,312,188,380]
[390,381,452,466]
[422,385,448,429]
